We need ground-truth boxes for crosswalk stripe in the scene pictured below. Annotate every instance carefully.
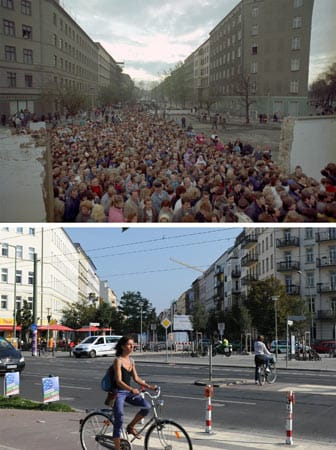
[277,385,336,395]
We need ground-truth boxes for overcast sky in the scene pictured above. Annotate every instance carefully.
[64,226,242,313]
[61,0,335,86]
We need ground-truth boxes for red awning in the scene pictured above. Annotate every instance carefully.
[76,326,100,332]
[0,325,22,331]
[38,324,74,332]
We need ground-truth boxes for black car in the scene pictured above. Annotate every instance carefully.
[0,337,25,374]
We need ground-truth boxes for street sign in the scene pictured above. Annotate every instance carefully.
[30,323,37,332]
[161,318,171,329]
[89,322,100,326]
[288,315,306,321]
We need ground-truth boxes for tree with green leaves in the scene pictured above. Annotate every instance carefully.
[16,299,33,344]
[118,291,156,337]
[191,299,208,336]
[61,298,97,330]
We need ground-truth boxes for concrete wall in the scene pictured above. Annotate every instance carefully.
[0,129,53,222]
[279,115,336,182]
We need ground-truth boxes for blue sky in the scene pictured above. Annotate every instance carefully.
[61,0,336,85]
[65,226,242,313]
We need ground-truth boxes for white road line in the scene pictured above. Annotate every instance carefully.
[165,394,256,405]
[278,384,336,395]
[34,382,91,390]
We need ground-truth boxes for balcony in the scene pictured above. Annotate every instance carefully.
[317,310,336,320]
[241,253,258,267]
[231,269,241,278]
[316,257,336,268]
[276,261,300,272]
[241,234,258,249]
[315,230,336,243]
[232,285,241,294]
[317,283,336,294]
[215,265,224,275]
[241,274,259,286]
[276,237,300,248]
[286,284,300,295]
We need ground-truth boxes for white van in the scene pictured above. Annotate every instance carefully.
[73,335,122,358]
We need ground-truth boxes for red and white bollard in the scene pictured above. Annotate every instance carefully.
[204,384,214,433]
[286,390,295,445]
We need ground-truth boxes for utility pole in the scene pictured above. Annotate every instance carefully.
[32,253,38,356]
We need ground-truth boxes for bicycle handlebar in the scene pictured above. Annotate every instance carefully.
[143,386,161,400]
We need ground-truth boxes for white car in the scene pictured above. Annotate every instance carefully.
[73,335,122,358]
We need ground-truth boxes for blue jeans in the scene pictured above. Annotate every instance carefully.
[112,390,150,438]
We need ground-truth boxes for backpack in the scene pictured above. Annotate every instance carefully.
[101,365,115,392]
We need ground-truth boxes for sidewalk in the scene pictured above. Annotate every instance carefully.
[0,409,334,450]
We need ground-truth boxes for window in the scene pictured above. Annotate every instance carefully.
[54,55,57,67]
[21,0,32,15]
[306,247,314,263]
[331,273,336,291]
[1,295,8,309]
[5,46,16,62]
[1,243,9,257]
[330,247,336,264]
[28,271,34,284]
[16,245,23,259]
[306,272,314,288]
[251,25,259,35]
[290,80,299,93]
[251,62,258,73]
[305,228,313,239]
[53,34,57,46]
[4,19,15,36]
[1,268,8,283]
[53,12,57,25]
[7,72,16,88]
[16,296,22,311]
[252,44,258,55]
[291,57,300,71]
[28,247,34,260]
[292,36,301,50]
[293,16,302,28]
[29,228,35,235]
[1,0,14,9]
[16,270,22,284]
[294,0,303,7]
[23,48,33,64]
[16,227,23,233]
[25,74,33,87]
[22,24,32,39]
[252,7,259,17]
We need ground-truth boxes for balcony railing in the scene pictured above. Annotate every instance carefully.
[276,261,300,271]
[276,237,300,248]
[231,269,241,278]
[286,285,300,295]
[317,283,336,293]
[317,310,336,320]
[316,257,336,268]
[241,274,259,286]
[241,253,258,267]
[241,234,258,249]
[315,231,336,242]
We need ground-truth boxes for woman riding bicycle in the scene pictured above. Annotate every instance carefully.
[106,335,156,450]
[254,335,273,384]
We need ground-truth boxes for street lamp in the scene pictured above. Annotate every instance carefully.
[271,296,279,359]
[139,301,144,353]
[3,243,18,342]
[297,270,314,344]
[47,307,51,350]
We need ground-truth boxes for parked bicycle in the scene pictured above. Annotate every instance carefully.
[79,387,193,449]
[256,357,277,386]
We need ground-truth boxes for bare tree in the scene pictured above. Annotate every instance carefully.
[234,74,256,124]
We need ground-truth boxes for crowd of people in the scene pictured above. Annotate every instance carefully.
[45,107,335,223]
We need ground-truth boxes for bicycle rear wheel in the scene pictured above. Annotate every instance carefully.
[266,366,277,384]
[80,411,114,450]
[144,419,193,450]
[258,366,266,386]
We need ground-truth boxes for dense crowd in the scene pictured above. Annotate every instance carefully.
[47,108,336,223]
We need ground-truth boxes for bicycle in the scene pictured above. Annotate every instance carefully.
[79,387,193,450]
[256,357,277,386]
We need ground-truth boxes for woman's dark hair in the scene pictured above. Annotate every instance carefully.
[115,335,133,357]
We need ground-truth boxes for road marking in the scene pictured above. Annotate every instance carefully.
[165,394,256,405]
[34,383,91,390]
[278,385,336,396]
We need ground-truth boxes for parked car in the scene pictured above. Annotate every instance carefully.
[270,340,289,354]
[312,340,336,355]
[73,335,122,358]
[0,337,25,374]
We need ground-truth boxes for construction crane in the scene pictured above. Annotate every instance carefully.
[169,257,205,274]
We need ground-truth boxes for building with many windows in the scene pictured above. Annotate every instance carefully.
[0,227,109,340]
[183,227,336,341]
[0,0,123,116]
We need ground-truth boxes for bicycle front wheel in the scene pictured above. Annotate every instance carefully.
[144,419,193,450]
[80,411,114,450]
[266,367,277,384]
[258,367,266,386]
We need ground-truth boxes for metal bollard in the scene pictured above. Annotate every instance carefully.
[204,384,214,433]
[286,390,295,445]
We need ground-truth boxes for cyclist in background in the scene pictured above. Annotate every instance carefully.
[254,335,273,384]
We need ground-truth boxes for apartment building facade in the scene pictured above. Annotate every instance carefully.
[209,0,314,117]
[0,227,103,339]
[0,0,122,116]
[188,227,336,341]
